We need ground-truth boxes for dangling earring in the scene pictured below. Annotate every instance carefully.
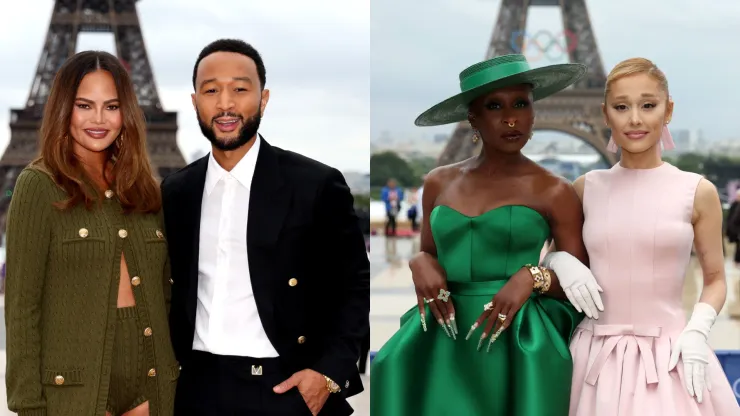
[605,124,618,152]
[660,124,675,150]
[468,121,480,143]
[606,137,618,153]
[116,134,124,150]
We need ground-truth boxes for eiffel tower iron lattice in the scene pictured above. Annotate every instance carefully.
[437,0,618,168]
[0,0,186,233]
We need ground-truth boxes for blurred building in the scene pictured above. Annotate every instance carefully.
[343,171,371,195]
[670,129,703,154]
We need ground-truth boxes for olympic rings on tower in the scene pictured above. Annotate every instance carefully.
[509,29,578,62]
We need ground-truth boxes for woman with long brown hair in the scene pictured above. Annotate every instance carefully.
[4,50,177,415]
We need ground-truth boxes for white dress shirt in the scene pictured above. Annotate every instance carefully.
[192,136,279,357]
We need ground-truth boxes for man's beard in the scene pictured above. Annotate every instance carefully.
[197,107,262,151]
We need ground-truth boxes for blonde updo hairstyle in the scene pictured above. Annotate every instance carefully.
[604,57,670,104]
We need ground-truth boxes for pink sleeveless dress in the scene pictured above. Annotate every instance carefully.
[570,162,740,415]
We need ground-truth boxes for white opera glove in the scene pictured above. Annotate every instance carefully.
[540,251,604,319]
[668,302,717,404]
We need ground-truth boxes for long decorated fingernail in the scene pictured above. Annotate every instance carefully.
[486,334,498,353]
[477,333,487,351]
[465,323,478,341]
[445,320,456,340]
[438,319,451,338]
[486,328,504,352]
[420,314,427,332]
[450,315,458,335]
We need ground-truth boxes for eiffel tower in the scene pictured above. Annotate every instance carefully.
[0,0,186,233]
[437,0,618,168]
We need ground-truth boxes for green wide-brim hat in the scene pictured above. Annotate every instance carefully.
[414,54,587,127]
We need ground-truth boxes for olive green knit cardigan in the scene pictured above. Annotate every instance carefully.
[4,166,179,416]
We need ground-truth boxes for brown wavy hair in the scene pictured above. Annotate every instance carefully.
[32,50,161,214]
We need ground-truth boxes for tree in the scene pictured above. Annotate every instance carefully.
[353,194,370,209]
[669,153,705,174]
[370,151,420,187]
[408,157,437,181]
[666,153,740,203]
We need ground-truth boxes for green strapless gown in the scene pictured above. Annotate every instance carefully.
[370,205,584,416]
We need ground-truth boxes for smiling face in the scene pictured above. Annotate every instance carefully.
[467,84,534,154]
[192,51,269,151]
[602,59,673,155]
[68,70,122,159]
[36,51,160,211]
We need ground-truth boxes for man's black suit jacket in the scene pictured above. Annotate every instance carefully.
[160,136,370,402]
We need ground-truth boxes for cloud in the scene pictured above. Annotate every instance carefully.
[370,0,740,142]
[0,0,370,172]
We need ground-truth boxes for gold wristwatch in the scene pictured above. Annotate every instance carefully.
[324,375,341,393]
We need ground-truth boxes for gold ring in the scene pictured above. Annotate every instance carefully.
[483,302,493,311]
[498,313,507,322]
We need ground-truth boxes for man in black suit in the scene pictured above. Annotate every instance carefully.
[161,39,370,415]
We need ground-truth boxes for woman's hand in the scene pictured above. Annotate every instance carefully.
[409,252,457,339]
[466,267,533,351]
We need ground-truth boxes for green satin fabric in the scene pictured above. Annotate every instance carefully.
[371,205,584,416]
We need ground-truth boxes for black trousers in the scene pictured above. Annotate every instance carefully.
[385,213,397,236]
[174,350,352,416]
[407,212,418,232]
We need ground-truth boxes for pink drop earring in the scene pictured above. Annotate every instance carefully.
[660,124,675,150]
[606,124,618,153]
[606,136,618,153]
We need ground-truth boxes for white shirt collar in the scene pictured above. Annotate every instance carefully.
[204,135,261,195]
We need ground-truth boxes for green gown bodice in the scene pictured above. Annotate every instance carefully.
[370,205,584,416]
